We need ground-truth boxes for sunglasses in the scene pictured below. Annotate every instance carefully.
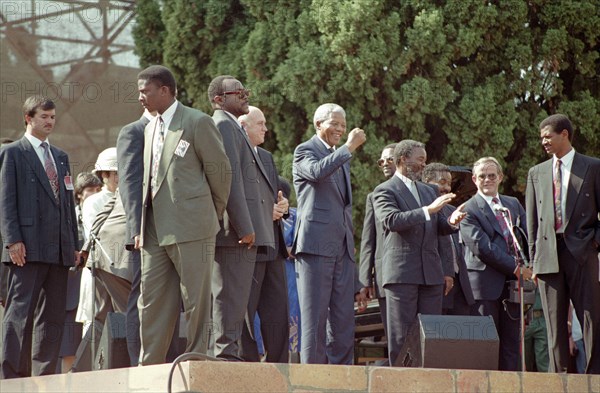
[377,157,394,167]
[221,89,251,99]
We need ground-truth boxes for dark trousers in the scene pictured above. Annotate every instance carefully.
[474,284,520,371]
[126,249,141,366]
[295,250,356,365]
[538,237,600,373]
[1,263,68,379]
[385,283,443,367]
[240,257,289,363]
[443,275,473,316]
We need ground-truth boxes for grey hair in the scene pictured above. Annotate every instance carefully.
[312,103,346,130]
[472,156,503,176]
[393,139,425,166]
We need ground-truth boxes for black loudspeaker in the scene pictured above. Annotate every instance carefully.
[71,321,103,372]
[95,312,130,370]
[396,314,499,370]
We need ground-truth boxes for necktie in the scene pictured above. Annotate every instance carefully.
[409,181,421,205]
[492,197,512,250]
[553,159,562,231]
[449,235,460,274]
[40,142,59,201]
[151,116,165,197]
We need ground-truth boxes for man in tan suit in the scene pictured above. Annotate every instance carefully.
[137,65,231,365]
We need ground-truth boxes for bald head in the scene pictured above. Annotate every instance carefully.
[239,106,268,147]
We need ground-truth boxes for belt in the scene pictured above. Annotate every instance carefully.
[556,233,565,240]
[532,310,544,318]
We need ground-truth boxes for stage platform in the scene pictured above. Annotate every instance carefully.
[1,361,599,392]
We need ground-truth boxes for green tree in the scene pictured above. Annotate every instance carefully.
[134,0,600,247]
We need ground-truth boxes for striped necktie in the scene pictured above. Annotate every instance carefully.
[553,160,563,230]
[40,142,59,201]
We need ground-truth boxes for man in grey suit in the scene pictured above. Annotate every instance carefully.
[137,66,231,365]
[0,96,79,378]
[238,106,290,362]
[423,163,475,316]
[526,114,600,373]
[460,157,531,371]
[208,76,275,361]
[116,111,152,365]
[372,140,465,367]
[359,143,396,344]
[292,103,367,365]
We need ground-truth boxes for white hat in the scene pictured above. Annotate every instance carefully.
[93,147,118,173]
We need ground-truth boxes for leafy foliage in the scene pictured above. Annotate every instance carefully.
[134,0,600,243]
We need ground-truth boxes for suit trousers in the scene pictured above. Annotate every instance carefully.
[474,285,520,371]
[139,207,214,365]
[240,257,289,362]
[94,269,130,324]
[384,283,443,367]
[443,275,473,316]
[538,237,600,373]
[125,249,141,366]
[295,250,355,365]
[1,262,68,378]
[211,245,257,361]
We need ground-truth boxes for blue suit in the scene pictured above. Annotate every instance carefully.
[0,137,78,378]
[292,135,356,364]
[460,193,526,371]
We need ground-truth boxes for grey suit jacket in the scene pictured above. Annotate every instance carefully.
[140,103,231,247]
[292,135,354,258]
[212,110,275,249]
[526,152,600,274]
[117,115,149,249]
[359,192,385,298]
[0,137,78,265]
[372,176,456,286]
[460,193,526,300]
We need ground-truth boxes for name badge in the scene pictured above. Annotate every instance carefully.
[64,175,74,190]
[174,139,190,158]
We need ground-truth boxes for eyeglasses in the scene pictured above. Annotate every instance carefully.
[221,89,251,99]
[476,173,498,181]
[377,157,394,167]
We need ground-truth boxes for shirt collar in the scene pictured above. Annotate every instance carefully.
[395,171,414,187]
[143,109,155,122]
[478,192,500,206]
[159,100,178,127]
[553,148,575,167]
[224,110,243,128]
[317,136,335,151]
[24,133,47,149]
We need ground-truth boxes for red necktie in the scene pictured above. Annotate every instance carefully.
[492,197,511,249]
[553,159,562,230]
[41,142,59,201]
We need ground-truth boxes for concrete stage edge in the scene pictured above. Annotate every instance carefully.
[1,362,599,392]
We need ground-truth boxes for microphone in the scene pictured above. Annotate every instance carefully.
[492,204,509,214]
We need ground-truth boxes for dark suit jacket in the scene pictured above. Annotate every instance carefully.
[257,147,288,261]
[292,135,354,259]
[439,205,475,308]
[0,137,78,264]
[117,115,149,249]
[372,176,456,286]
[359,192,385,298]
[460,193,526,301]
[212,110,275,250]
[526,153,600,273]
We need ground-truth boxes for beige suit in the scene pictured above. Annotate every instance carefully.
[138,102,231,365]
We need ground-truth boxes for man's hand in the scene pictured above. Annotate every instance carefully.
[444,275,454,296]
[569,335,578,356]
[239,233,256,249]
[134,235,141,250]
[273,191,289,221]
[355,291,369,313]
[8,242,26,267]
[360,286,374,301]
[426,193,456,215]
[449,203,467,226]
[345,128,366,153]
[515,266,533,281]
[74,251,81,267]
